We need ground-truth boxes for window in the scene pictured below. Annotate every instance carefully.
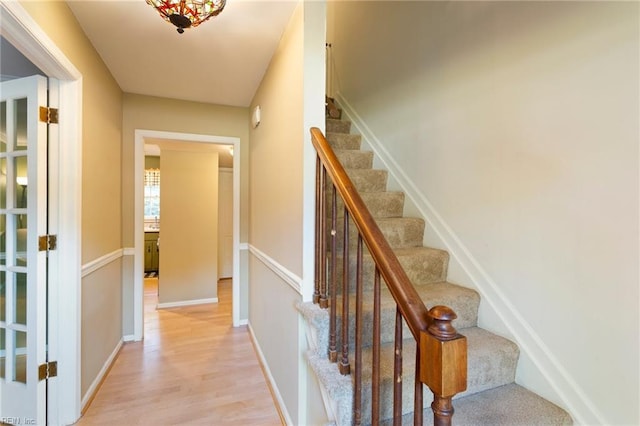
[144,168,160,220]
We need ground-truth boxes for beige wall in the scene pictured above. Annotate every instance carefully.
[80,260,122,396]
[328,2,639,424]
[19,0,124,406]
[158,150,219,304]
[122,94,249,247]
[122,94,249,333]
[20,1,123,262]
[248,1,326,423]
[249,9,304,275]
[249,5,303,420]
[249,3,304,422]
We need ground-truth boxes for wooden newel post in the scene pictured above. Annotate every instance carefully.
[419,306,467,426]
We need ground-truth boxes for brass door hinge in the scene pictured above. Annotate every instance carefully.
[39,234,57,251]
[38,361,58,381]
[39,106,59,124]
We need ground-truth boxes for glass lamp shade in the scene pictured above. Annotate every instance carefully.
[146,0,226,33]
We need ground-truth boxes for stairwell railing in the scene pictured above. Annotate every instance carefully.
[311,126,467,426]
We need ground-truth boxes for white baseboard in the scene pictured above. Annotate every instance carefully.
[122,334,136,342]
[157,297,218,309]
[237,319,248,326]
[248,322,293,426]
[335,92,602,425]
[81,339,122,411]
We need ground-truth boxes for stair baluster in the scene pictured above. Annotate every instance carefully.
[313,156,321,305]
[371,268,381,425]
[414,345,424,426]
[319,165,329,308]
[339,207,351,375]
[393,307,403,425]
[354,235,364,425]
[328,185,338,362]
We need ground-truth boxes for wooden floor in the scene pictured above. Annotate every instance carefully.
[76,278,283,425]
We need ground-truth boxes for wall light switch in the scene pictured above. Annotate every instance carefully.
[252,105,261,128]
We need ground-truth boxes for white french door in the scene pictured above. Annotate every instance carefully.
[0,75,49,425]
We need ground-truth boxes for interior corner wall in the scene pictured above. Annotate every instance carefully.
[121,94,249,333]
[158,150,219,305]
[300,1,329,423]
[328,2,639,424]
[18,0,125,406]
[248,2,305,423]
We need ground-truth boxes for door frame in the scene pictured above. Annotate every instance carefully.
[217,167,233,279]
[133,129,241,339]
[0,2,83,425]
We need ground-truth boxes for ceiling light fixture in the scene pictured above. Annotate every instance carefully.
[145,0,226,34]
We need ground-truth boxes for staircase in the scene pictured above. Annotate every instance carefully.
[298,114,573,425]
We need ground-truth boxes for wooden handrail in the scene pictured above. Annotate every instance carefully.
[311,127,429,340]
[310,126,467,425]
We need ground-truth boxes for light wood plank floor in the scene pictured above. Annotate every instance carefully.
[76,278,283,425]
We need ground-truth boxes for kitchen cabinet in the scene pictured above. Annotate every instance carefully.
[144,232,159,272]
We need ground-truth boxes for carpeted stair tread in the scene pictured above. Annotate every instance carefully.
[334,247,449,292]
[327,118,351,134]
[333,217,425,251]
[414,282,479,329]
[387,383,573,425]
[394,247,449,285]
[331,191,405,219]
[334,149,374,169]
[346,169,388,192]
[374,217,425,248]
[327,132,362,150]
[361,192,404,218]
[448,383,573,425]
[454,327,519,397]
[333,282,480,348]
[350,327,519,423]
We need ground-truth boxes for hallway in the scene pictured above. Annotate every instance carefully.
[76,278,282,425]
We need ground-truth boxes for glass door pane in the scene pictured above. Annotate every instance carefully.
[0,75,48,424]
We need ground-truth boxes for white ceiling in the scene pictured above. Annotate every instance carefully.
[67,0,298,107]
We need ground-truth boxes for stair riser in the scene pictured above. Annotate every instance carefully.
[330,250,448,293]
[327,132,361,150]
[334,149,373,169]
[326,191,404,220]
[331,294,479,349]
[347,169,388,192]
[395,249,449,285]
[327,118,351,134]
[327,217,425,252]
[325,192,405,219]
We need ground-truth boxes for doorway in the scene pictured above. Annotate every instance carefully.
[133,130,241,342]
